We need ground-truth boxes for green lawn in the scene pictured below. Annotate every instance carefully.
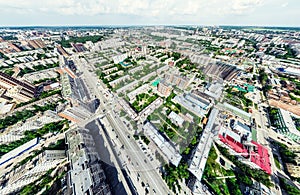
[202,146,234,195]
[252,128,257,141]
[131,93,158,112]
[148,103,201,150]
[274,155,281,169]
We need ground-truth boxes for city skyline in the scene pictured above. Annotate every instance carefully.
[0,0,299,27]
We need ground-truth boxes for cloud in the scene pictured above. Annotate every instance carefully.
[217,0,264,15]
[0,0,298,26]
[0,0,250,17]
[281,2,289,7]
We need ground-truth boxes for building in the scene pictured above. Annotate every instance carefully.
[278,67,300,77]
[56,45,69,56]
[188,108,219,193]
[60,73,90,102]
[127,84,149,101]
[286,163,300,178]
[109,75,130,88]
[112,53,128,64]
[168,111,184,127]
[165,73,189,89]
[66,127,111,195]
[118,98,138,120]
[142,122,182,167]
[128,65,143,74]
[27,39,45,49]
[204,81,223,100]
[0,72,36,102]
[98,38,125,50]
[275,108,300,143]
[139,97,163,120]
[43,150,66,161]
[72,43,86,52]
[203,61,241,81]
[0,101,15,114]
[173,93,211,117]
[0,138,39,166]
[58,100,95,123]
[221,103,252,121]
[157,81,172,97]
[219,125,271,174]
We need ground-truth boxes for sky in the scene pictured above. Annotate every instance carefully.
[0,0,299,27]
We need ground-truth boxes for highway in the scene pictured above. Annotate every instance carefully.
[74,55,172,194]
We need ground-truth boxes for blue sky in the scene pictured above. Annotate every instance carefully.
[0,0,299,26]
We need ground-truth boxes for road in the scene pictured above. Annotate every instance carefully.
[252,83,282,195]
[106,112,171,195]
[74,55,172,194]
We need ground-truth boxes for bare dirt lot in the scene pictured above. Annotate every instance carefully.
[269,99,300,116]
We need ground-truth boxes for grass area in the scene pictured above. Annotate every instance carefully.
[3,68,14,76]
[279,177,300,195]
[162,162,189,194]
[251,128,257,141]
[119,109,126,117]
[140,135,150,145]
[19,63,59,77]
[19,168,67,195]
[148,102,201,150]
[202,146,234,195]
[289,93,300,103]
[225,87,253,111]
[216,144,273,187]
[131,93,158,112]
[276,141,297,165]
[59,35,103,48]
[274,155,281,169]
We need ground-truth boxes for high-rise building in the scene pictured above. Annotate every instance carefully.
[66,127,111,195]
[0,72,36,102]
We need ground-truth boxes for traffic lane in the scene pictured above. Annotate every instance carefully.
[107,119,169,195]
[106,113,170,195]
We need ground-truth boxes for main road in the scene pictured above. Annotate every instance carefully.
[252,82,281,195]
[74,55,172,195]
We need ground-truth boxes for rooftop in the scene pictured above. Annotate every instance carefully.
[143,122,182,167]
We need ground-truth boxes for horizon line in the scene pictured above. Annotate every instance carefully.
[0,24,299,28]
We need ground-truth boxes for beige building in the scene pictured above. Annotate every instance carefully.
[165,73,189,89]
[157,81,172,97]
[286,163,300,178]
[0,72,36,103]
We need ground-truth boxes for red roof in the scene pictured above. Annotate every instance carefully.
[219,135,271,174]
[250,141,271,174]
[219,135,248,156]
